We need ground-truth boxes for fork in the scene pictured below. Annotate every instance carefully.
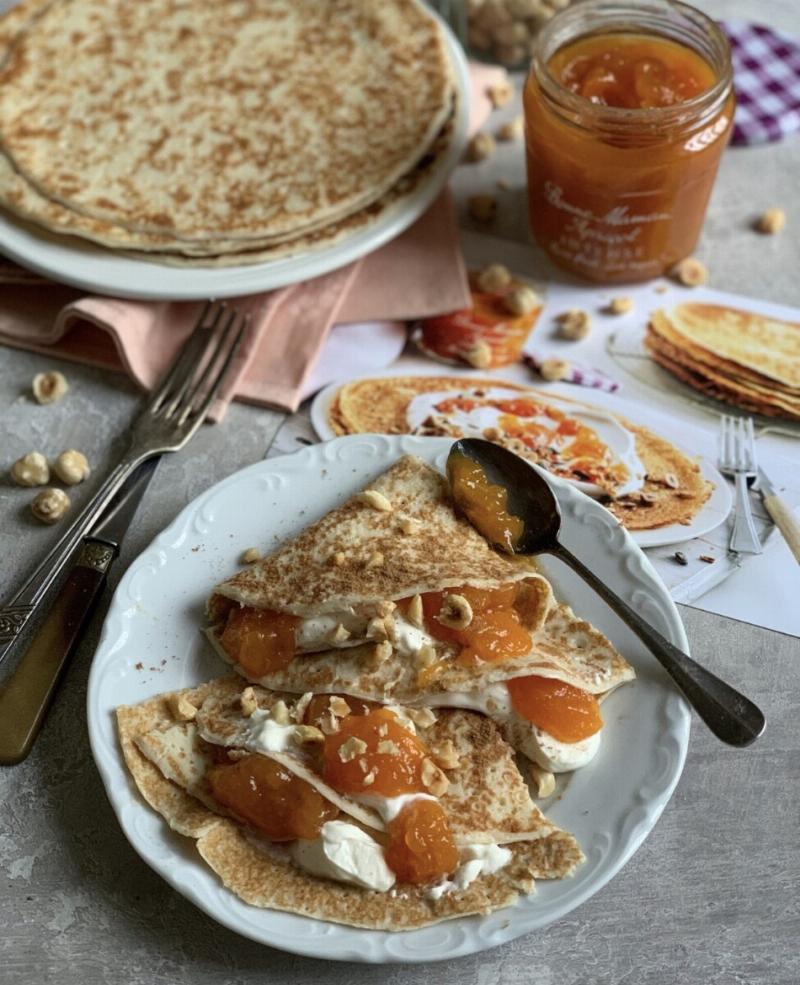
[718,415,762,555]
[0,301,248,665]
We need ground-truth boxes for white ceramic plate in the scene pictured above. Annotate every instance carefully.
[88,434,690,963]
[310,378,732,549]
[0,13,468,301]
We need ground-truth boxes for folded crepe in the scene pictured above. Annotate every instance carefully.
[207,456,634,776]
[117,677,583,930]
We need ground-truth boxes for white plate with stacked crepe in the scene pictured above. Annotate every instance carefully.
[88,435,691,962]
[0,0,468,298]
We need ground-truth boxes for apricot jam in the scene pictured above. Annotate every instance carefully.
[524,1,733,282]
[219,607,299,678]
[507,675,602,742]
[447,451,524,552]
[418,585,531,667]
[207,754,338,841]
[303,693,378,730]
[322,708,430,796]
[384,799,460,885]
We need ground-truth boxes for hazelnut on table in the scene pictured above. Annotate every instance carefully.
[504,285,541,316]
[32,371,69,404]
[11,451,49,487]
[486,81,514,108]
[670,257,708,287]
[31,487,70,524]
[465,132,496,163]
[53,449,91,485]
[476,263,512,293]
[496,116,524,141]
[467,194,497,223]
[606,296,634,315]
[756,208,785,234]
[557,309,592,340]
[539,358,571,382]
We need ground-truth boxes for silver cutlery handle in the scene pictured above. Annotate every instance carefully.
[730,472,762,554]
[0,458,138,662]
[554,544,765,747]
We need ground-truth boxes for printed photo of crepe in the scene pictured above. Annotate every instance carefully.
[646,303,800,422]
[116,455,633,929]
[321,376,713,531]
[0,0,458,267]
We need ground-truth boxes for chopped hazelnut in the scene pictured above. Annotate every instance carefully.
[372,641,393,665]
[271,700,291,725]
[465,132,496,163]
[671,257,708,287]
[167,693,197,722]
[377,740,400,756]
[406,707,436,729]
[239,687,258,717]
[366,616,389,641]
[437,593,473,630]
[607,296,634,316]
[504,285,540,316]
[30,487,70,524]
[486,81,514,108]
[430,739,460,771]
[52,449,90,485]
[329,696,351,719]
[467,194,497,223]
[358,489,393,512]
[476,263,511,293]
[375,600,397,618]
[539,358,571,382]
[339,736,367,762]
[462,341,493,369]
[328,623,351,644]
[11,451,49,487]
[421,757,449,796]
[362,768,377,786]
[32,370,69,404]
[557,309,592,340]
[292,692,313,723]
[407,594,424,629]
[365,551,384,569]
[329,551,346,567]
[240,547,261,565]
[756,208,785,234]
[496,177,511,191]
[415,644,437,669]
[528,762,556,798]
[398,516,421,535]
[294,724,324,744]
[496,116,524,141]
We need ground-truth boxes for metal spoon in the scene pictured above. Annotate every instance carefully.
[447,438,765,748]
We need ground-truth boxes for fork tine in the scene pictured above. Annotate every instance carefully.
[745,417,757,471]
[178,312,248,427]
[720,414,732,468]
[159,302,229,418]
[174,307,240,420]
[148,300,219,413]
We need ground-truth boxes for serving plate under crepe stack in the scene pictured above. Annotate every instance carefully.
[0,0,468,298]
[88,435,690,962]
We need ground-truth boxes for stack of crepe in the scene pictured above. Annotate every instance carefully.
[647,303,800,421]
[0,0,457,267]
[119,456,635,929]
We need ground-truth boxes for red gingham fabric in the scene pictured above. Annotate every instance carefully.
[723,20,800,145]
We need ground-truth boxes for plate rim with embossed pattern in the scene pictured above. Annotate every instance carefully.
[87,435,690,963]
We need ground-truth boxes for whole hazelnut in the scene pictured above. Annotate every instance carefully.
[53,449,91,485]
[32,371,69,404]
[539,358,572,382]
[31,488,71,524]
[11,451,50,487]
[504,285,541,316]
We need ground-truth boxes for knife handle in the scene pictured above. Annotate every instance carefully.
[763,493,800,565]
[0,542,115,765]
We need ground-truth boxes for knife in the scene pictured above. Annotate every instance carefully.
[0,458,160,765]
[756,467,800,565]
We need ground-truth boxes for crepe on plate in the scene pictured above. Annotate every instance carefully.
[646,304,800,422]
[207,455,635,777]
[0,0,455,264]
[326,377,712,529]
[117,677,583,930]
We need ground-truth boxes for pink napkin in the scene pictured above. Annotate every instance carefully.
[0,63,508,418]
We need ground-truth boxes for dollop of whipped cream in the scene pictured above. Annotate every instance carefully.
[289,820,395,892]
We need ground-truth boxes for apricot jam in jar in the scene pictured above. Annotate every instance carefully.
[524,1,734,283]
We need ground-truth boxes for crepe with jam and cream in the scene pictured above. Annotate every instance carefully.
[326,377,712,529]
[206,456,634,777]
[117,677,583,930]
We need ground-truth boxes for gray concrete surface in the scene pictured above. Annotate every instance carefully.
[1,1,799,982]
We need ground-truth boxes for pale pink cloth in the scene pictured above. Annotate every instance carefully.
[0,63,508,417]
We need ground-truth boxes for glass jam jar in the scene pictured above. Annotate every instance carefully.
[523,0,734,283]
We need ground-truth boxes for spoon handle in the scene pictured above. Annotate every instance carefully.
[553,544,765,747]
